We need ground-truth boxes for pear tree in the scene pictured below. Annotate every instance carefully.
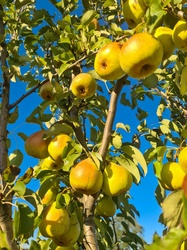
[1,0,187,250]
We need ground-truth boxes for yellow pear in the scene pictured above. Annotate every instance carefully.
[153,26,175,60]
[40,156,62,171]
[119,33,163,79]
[172,19,187,52]
[122,0,147,28]
[40,183,59,206]
[39,201,70,238]
[96,196,117,217]
[160,162,186,190]
[179,147,187,173]
[39,81,54,101]
[25,130,51,159]
[70,73,97,99]
[94,42,125,81]
[102,162,133,196]
[69,158,103,195]
[48,134,72,163]
[52,213,81,247]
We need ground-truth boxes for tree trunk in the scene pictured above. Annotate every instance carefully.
[0,5,19,250]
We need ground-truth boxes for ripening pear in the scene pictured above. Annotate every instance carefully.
[39,201,70,238]
[25,130,51,159]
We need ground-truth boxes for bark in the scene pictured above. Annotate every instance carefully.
[82,193,99,250]
[0,5,19,250]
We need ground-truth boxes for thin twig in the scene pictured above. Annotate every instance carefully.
[167,3,187,20]
[112,216,120,250]
[154,87,187,116]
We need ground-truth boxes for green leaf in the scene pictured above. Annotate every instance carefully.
[57,63,70,76]
[155,184,166,206]
[94,217,107,238]
[160,119,179,132]
[14,203,35,238]
[15,0,34,8]
[162,190,183,228]
[56,192,71,207]
[38,177,57,200]
[81,10,96,25]
[146,0,166,33]
[182,194,187,230]
[156,103,165,119]
[23,188,43,217]
[153,161,163,179]
[103,0,115,7]
[46,123,73,137]
[91,37,112,50]
[12,181,26,197]
[62,148,82,171]
[122,145,147,176]
[116,122,130,132]
[89,151,103,170]
[9,149,23,167]
[136,108,148,120]
[160,124,171,135]
[143,74,158,89]
[8,106,19,124]
[145,227,187,250]
[116,156,141,183]
[120,92,132,108]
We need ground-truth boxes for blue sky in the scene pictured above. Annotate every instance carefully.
[7,0,169,245]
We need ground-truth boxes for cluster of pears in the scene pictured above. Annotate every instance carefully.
[69,158,133,217]
[25,130,72,170]
[39,201,81,248]
[94,2,187,81]
[159,147,187,191]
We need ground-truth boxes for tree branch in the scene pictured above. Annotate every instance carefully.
[99,76,127,159]
[9,78,50,110]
